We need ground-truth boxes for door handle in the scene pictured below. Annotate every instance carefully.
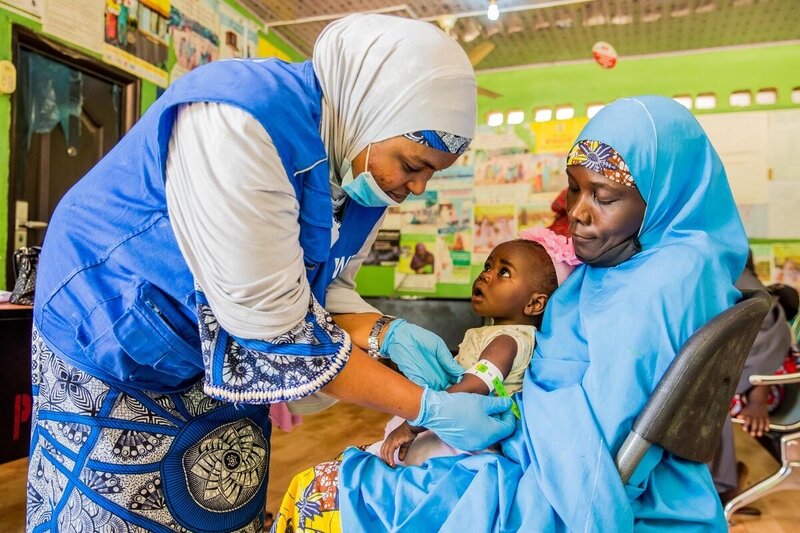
[20,221,48,230]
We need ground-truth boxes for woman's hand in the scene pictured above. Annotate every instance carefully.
[380,421,419,467]
[380,319,464,390]
[737,386,771,437]
[410,388,516,451]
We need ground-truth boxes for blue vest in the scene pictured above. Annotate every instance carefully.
[34,59,384,392]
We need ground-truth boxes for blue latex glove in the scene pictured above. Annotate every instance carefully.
[380,319,464,390]
[409,388,517,451]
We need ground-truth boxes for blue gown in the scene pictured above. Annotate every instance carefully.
[338,96,748,531]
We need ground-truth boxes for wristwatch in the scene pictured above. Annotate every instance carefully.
[367,315,395,359]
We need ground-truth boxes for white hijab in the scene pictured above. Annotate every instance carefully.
[312,14,477,182]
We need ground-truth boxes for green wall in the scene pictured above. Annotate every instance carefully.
[476,43,800,120]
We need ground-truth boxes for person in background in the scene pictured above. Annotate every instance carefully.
[27,15,515,532]
[712,250,794,506]
[768,283,799,326]
[409,242,435,274]
[547,187,570,237]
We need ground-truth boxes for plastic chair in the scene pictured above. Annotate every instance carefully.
[724,368,800,520]
[615,289,771,484]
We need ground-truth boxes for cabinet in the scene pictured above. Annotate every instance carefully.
[0,304,32,463]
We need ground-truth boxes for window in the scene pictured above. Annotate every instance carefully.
[586,103,605,118]
[486,112,503,127]
[533,107,553,122]
[729,91,751,107]
[673,95,693,109]
[695,93,716,110]
[792,87,800,105]
[755,88,777,105]
[506,110,525,125]
[555,105,574,120]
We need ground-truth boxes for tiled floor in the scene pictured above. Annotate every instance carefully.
[1,403,796,531]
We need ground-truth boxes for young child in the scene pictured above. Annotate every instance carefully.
[370,227,580,467]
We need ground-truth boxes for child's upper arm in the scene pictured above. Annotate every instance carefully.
[479,334,518,377]
[446,334,518,395]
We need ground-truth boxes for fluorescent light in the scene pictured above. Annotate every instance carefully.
[755,89,777,105]
[487,112,503,127]
[729,91,751,107]
[695,93,716,110]
[534,108,552,122]
[487,0,499,21]
[555,106,574,120]
[507,110,525,124]
[586,104,605,118]
[673,96,692,109]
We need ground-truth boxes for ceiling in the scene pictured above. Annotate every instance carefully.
[239,0,800,70]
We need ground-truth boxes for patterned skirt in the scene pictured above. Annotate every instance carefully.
[27,327,272,533]
[271,458,342,533]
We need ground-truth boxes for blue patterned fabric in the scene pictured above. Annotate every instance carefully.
[402,130,470,155]
[338,96,747,531]
[26,321,329,532]
[198,290,351,404]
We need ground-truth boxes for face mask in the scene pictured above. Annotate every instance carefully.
[578,233,642,268]
[341,144,400,208]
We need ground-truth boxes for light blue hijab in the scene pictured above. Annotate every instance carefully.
[338,96,747,531]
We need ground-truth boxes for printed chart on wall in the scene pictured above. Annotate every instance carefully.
[169,0,220,82]
[102,0,171,87]
[218,2,259,59]
[751,241,800,292]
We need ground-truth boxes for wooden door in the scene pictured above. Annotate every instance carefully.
[7,27,139,288]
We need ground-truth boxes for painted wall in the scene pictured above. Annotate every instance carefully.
[476,43,800,120]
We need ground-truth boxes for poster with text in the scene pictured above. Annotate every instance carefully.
[530,153,567,194]
[398,232,437,275]
[435,187,472,232]
[400,190,438,228]
[750,243,773,284]
[473,204,516,255]
[436,230,472,284]
[518,198,556,232]
[103,0,169,86]
[169,0,219,81]
[364,229,400,266]
[435,149,477,179]
[530,117,587,154]
[474,152,535,186]
[218,3,258,58]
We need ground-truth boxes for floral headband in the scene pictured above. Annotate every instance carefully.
[519,227,581,286]
[566,139,635,188]
[403,130,471,155]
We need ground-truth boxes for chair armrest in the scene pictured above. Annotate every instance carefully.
[749,371,800,386]
[730,415,800,432]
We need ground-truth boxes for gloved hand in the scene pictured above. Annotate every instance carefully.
[380,319,464,390]
[409,388,517,451]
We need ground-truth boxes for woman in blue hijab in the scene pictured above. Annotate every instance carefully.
[274,96,748,532]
